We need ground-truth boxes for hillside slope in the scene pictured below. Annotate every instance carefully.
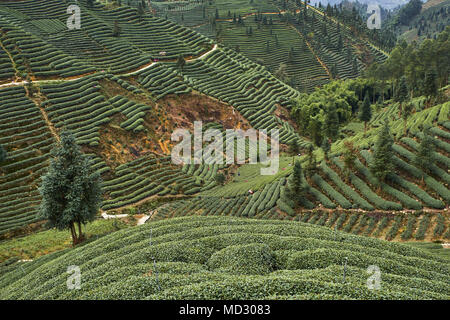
[0,0,306,236]
[0,216,448,299]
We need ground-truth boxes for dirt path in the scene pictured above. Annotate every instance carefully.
[137,214,151,225]
[0,44,218,88]
[101,211,128,219]
[287,24,332,79]
[23,80,60,142]
[0,35,19,82]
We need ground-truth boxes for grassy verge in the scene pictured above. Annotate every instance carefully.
[0,218,131,263]
[405,242,450,261]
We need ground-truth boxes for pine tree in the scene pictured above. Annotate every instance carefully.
[0,144,7,163]
[86,0,94,7]
[414,127,435,178]
[359,93,372,132]
[38,131,102,246]
[370,120,394,183]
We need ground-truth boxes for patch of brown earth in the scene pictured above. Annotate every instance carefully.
[83,92,252,170]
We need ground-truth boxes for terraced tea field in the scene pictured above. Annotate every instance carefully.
[1,216,448,299]
[154,0,387,91]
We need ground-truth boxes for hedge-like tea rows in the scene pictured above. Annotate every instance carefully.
[40,74,116,146]
[101,154,203,210]
[0,87,55,235]
[0,216,448,299]
[136,64,191,100]
[0,0,212,77]
[178,46,306,145]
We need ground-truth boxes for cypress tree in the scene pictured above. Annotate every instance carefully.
[38,131,102,246]
[305,145,317,178]
[401,102,413,135]
[423,69,438,100]
[324,104,339,141]
[287,160,308,206]
[176,54,185,70]
[359,93,372,132]
[370,120,394,183]
[414,127,435,178]
[342,141,357,182]
[321,137,330,160]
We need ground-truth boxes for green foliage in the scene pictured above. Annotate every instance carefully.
[423,69,438,99]
[304,146,318,178]
[176,54,186,70]
[370,121,394,182]
[397,0,422,25]
[289,139,300,155]
[433,214,445,238]
[321,137,330,159]
[401,215,417,240]
[395,76,409,103]
[385,216,403,241]
[374,216,389,237]
[415,215,431,240]
[112,20,121,37]
[414,127,435,175]
[286,160,308,206]
[370,27,449,95]
[214,173,226,185]
[37,131,102,245]
[323,104,340,141]
[359,93,372,130]
[207,243,276,275]
[274,63,289,83]
[291,80,357,143]
[1,216,447,300]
